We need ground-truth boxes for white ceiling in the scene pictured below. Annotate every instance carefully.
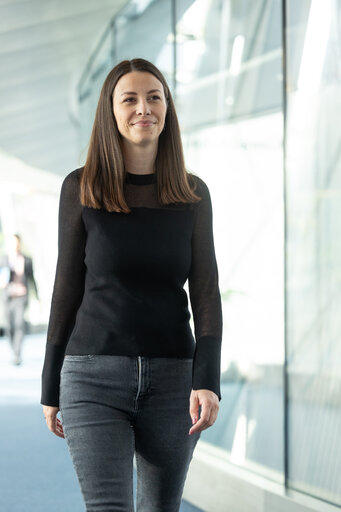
[0,0,128,176]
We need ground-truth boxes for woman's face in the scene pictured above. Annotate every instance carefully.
[112,71,167,147]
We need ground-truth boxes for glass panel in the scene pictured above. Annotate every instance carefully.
[79,26,113,157]
[286,0,341,505]
[176,0,284,482]
[176,0,282,131]
[115,0,174,93]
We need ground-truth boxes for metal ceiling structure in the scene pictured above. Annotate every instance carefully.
[0,0,128,176]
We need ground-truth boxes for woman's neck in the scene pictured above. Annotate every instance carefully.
[122,140,157,175]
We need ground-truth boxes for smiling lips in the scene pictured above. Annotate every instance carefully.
[134,121,155,127]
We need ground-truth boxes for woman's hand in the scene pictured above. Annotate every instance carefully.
[188,389,219,435]
[43,405,65,439]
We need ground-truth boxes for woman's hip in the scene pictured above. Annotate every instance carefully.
[60,354,194,412]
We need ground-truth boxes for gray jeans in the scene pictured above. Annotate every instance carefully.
[59,355,201,512]
[3,295,27,360]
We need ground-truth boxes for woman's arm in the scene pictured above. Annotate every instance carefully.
[41,169,86,407]
[188,176,223,401]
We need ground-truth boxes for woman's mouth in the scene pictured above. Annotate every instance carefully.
[134,121,154,127]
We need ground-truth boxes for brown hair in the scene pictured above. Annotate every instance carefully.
[80,58,201,213]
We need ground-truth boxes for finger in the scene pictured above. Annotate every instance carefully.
[189,415,210,435]
[56,419,63,430]
[189,395,200,423]
[46,417,65,438]
[56,426,65,439]
[56,419,64,429]
[54,429,65,439]
[189,405,200,424]
[56,419,65,433]
[191,404,219,434]
[189,403,212,434]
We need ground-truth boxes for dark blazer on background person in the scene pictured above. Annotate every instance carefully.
[0,253,39,304]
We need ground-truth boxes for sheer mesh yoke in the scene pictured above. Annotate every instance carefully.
[41,168,223,406]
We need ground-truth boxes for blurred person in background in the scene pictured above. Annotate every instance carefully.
[0,233,39,365]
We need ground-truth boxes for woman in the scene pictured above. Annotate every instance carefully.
[0,233,39,365]
[41,58,223,512]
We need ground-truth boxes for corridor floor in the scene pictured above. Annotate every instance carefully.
[0,333,203,512]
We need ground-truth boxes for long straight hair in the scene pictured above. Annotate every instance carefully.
[80,58,201,213]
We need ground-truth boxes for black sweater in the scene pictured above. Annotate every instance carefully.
[40,168,223,407]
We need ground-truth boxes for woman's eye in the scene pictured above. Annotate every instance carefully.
[124,96,160,103]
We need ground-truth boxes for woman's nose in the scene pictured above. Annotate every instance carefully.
[136,99,151,115]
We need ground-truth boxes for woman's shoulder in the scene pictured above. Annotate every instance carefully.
[187,172,210,199]
[59,167,85,205]
[60,167,84,195]
[63,166,84,184]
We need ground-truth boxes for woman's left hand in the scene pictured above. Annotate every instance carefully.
[188,389,219,435]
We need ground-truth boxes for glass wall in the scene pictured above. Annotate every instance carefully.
[78,23,114,158]
[115,0,174,87]
[175,0,284,484]
[286,0,341,505]
[77,0,341,507]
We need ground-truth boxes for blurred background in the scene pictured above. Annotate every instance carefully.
[0,1,340,511]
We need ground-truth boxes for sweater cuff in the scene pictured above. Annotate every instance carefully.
[192,335,222,401]
[40,343,66,407]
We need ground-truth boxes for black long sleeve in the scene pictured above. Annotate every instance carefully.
[41,168,223,407]
[41,171,86,406]
[188,179,223,399]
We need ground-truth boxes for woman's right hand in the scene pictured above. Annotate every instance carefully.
[43,405,65,439]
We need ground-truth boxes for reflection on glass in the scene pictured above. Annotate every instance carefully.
[176,0,284,483]
[286,0,341,505]
[79,27,113,157]
[115,0,174,92]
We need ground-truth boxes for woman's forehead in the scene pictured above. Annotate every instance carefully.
[114,72,164,96]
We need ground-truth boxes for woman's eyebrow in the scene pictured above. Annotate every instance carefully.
[120,89,162,96]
